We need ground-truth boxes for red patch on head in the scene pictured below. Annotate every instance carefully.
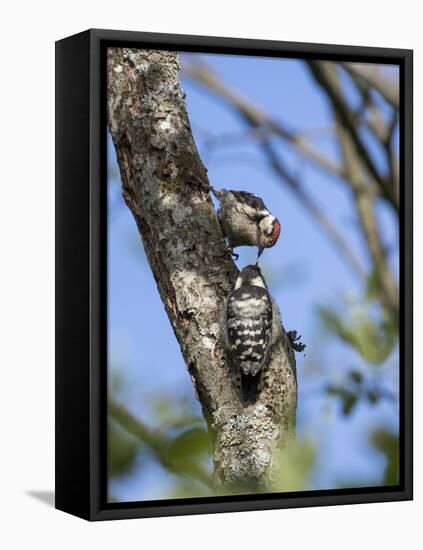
[269,220,281,246]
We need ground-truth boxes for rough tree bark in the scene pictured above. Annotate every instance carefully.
[107,48,297,492]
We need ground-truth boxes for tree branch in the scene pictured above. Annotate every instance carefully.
[183,62,345,180]
[183,61,365,279]
[323,67,400,320]
[307,61,399,212]
[336,120,399,320]
[340,62,399,109]
[260,140,366,278]
[337,64,400,202]
[107,48,297,492]
[109,399,213,489]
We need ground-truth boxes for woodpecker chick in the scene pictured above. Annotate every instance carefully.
[223,264,282,402]
[214,189,281,260]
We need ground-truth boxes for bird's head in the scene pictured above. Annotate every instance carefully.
[234,264,267,290]
[257,214,281,258]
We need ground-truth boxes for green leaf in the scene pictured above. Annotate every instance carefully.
[273,439,316,492]
[167,480,212,499]
[371,429,399,485]
[318,305,396,365]
[326,384,358,416]
[165,428,211,464]
[365,265,383,301]
[349,369,363,385]
[107,418,139,477]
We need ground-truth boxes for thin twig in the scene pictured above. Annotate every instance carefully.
[183,62,365,278]
[261,140,366,277]
[306,61,399,317]
[307,61,399,212]
[338,63,399,204]
[340,62,399,109]
[183,62,345,179]
[335,113,399,319]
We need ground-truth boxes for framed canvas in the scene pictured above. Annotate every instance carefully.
[55,29,413,521]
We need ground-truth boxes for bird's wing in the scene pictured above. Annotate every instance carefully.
[226,287,273,374]
[228,190,267,214]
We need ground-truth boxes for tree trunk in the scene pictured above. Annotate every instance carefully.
[107,47,297,492]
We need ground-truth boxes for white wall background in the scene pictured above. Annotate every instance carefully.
[0,1,419,548]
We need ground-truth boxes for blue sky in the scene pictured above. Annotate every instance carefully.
[107,52,399,502]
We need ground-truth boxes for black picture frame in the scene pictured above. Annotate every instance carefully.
[55,28,413,521]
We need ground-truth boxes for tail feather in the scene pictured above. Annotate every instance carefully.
[189,174,222,200]
[241,372,260,403]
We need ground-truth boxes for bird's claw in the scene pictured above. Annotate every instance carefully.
[287,330,306,353]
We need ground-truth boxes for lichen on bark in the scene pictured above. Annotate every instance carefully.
[107,47,297,493]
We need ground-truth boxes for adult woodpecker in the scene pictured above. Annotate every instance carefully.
[191,176,281,259]
[214,188,281,260]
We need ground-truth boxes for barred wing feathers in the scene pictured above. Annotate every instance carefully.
[226,285,272,377]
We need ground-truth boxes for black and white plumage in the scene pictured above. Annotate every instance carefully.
[223,264,281,402]
[190,175,281,260]
[214,189,281,260]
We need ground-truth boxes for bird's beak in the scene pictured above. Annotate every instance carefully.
[257,246,264,261]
